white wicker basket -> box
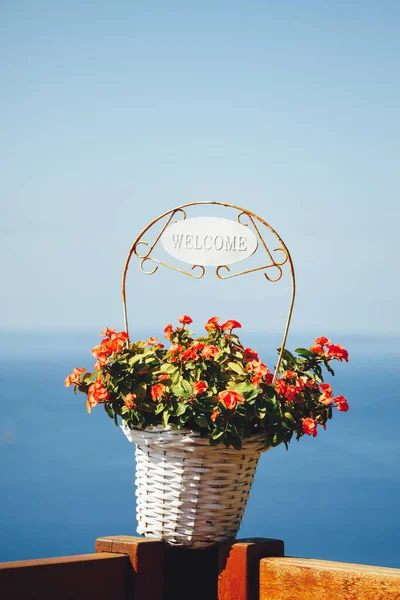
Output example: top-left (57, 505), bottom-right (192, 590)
top-left (122, 424), bottom-right (270, 548)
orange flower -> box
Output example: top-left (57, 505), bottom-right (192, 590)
top-left (155, 343), bottom-right (165, 349)
top-left (221, 320), bottom-right (242, 331)
top-left (164, 324), bottom-right (173, 340)
top-left (246, 360), bottom-right (270, 379)
top-left (64, 367), bottom-right (86, 387)
top-left (205, 316), bottom-right (220, 332)
top-left (193, 381), bottom-right (208, 395)
top-left (151, 384), bottom-right (166, 402)
top-left (178, 315), bottom-right (193, 325)
top-left (169, 343), bottom-right (183, 354)
top-left (108, 331), bottom-right (129, 354)
top-left (124, 393), bottom-right (137, 409)
top-left (202, 345), bottom-right (219, 360)
top-left (145, 337), bottom-right (158, 345)
top-left (88, 380), bottom-right (109, 407)
top-left (299, 376), bottom-right (318, 390)
top-left (210, 408), bottom-right (220, 422)
top-left (302, 417), bottom-right (318, 437)
top-left (158, 374), bottom-right (169, 381)
top-left (327, 344), bottom-right (349, 363)
top-left (314, 336), bottom-right (331, 347)
top-left (284, 370), bottom-right (297, 379)
top-left (334, 395), bottom-right (349, 412)
top-left (310, 345), bottom-right (325, 355)
top-left (100, 327), bottom-right (116, 337)
top-left (218, 390), bottom-right (244, 409)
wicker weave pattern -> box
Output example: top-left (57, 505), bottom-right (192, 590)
top-left (122, 425), bottom-right (269, 547)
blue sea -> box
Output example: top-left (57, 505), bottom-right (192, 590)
top-left (1, 332), bottom-right (399, 568)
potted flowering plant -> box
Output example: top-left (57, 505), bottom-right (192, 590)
top-left (65, 315), bottom-right (349, 547)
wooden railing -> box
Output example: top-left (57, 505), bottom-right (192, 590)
top-left (1, 536), bottom-right (399, 600)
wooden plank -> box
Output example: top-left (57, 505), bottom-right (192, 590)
top-left (218, 538), bottom-right (284, 600)
top-left (0, 552), bottom-right (130, 600)
top-left (96, 535), bottom-right (164, 600)
top-left (260, 557), bottom-right (400, 600)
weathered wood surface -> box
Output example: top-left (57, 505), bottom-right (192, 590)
top-left (218, 538), bottom-right (284, 600)
top-left (0, 552), bottom-right (130, 600)
top-left (260, 557), bottom-right (400, 600)
top-left (96, 535), bottom-right (164, 600)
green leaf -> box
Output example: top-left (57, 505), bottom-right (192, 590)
top-left (171, 385), bottom-right (186, 398)
top-left (176, 403), bottom-right (187, 417)
top-left (154, 402), bottom-right (165, 415)
top-left (295, 348), bottom-right (314, 359)
top-left (283, 412), bottom-right (295, 423)
top-left (228, 362), bottom-right (245, 375)
top-left (229, 382), bottom-right (257, 396)
top-left (181, 379), bottom-right (193, 395)
top-left (135, 382), bottom-right (147, 402)
top-left (160, 363), bottom-right (178, 373)
top-left (194, 414), bottom-right (208, 427)
top-left (211, 428), bottom-right (225, 440)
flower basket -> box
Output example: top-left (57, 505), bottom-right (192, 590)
top-left (65, 202), bottom-right (349, 548)
top-left (122, 425), bottom-right (269, 547)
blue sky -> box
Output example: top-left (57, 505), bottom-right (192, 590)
top-left (1, 1), bottom-right (399, 339)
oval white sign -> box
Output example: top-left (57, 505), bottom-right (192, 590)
top-left (161, 217), bottom-right (258, 266)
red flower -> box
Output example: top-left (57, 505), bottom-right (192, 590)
top-left (274, 379), bottom-right (287, 396)
top-left (202, 345), bottom-right (219, 360)
top-left (334, 395), bottom-right (349, 412)
top-left (210, 408), bottom-right (220, 422)
top-left (164, 324), bottom-right (173, 340)
top-left (193, 380), bottom-right (208, 395)
top-left (319, 383), bottom-right (333, 405)
top-left (320, 383), bottom-right (333, 396)
top-left (314, 336), bottom-right (331, 347)
top-left (178, 315), bottom-right (193, 325)
top-left (181, 348), bottom-right (198, 362)
top-left (64, 367), bottom-right (86, 387)
top-left (243, 347), bottom-right (259, 360)
top-left (205, 317), bottom-right (220, 332)
top-left (124, 393), bottom-right (137, 409)
top-left (327, 344), bottom-right (349, 363)
top-left (151, 384), bottom-right (166, 402)
top-left (221, 320), bottom-right (242, 331)
top-left (284, 385), bottom-right (299, 403)
top-left (145, 337), bottom-right (158, 345)
top-left (302, 417), bottom-right (318, 437)
top-left (191, 341), bottom-right (205, 351)
top-left (218, 390), bottom-right (244, 409)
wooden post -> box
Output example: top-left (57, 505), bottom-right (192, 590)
top-left (96, 535), bottom-right (164, 600)
top-left (96, 535), bottom-right (284, 600)
top-left (218, 538), bottom-right (284, 600)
